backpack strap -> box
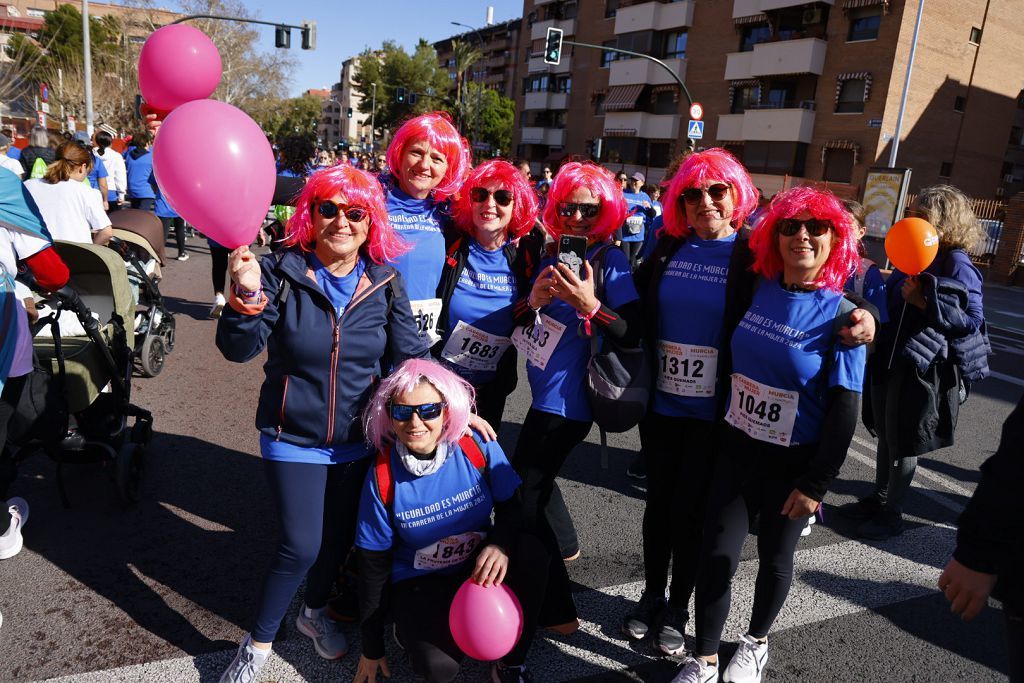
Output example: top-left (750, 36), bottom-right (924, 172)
top-left (457, 433), bottom-right (488, 472)
top-left (373, 446), bottom-right (395, 508)
top-left (445, 235), bottom-right (464, 268)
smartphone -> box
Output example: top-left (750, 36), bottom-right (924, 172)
top-left (134, 94), bottom-right (145, 121)
top-left (557, 235), bottom-right (588, 279)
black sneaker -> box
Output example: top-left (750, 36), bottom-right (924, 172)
top-left (492, 663), bottom-right (534, 683)
top-left (656, 603), bottom-right (688, 656)
top-left (626, 453), bottom-right (647, 480)
top-left (837, 495), bottom-right (883, 521)
top-left (856, 510), bottom-right (904, 540)
top-left (622, 590), bottom-right (666, 640)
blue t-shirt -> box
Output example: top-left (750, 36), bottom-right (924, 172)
top-left (385, 183), bottom-right (447, 302)
top-left (640, 215), bottom-right (664, 261)
top-left (154, 187), bottom-right (178, 219)
top-left (125, 148), bottom-right (155, 199)
top-left (87, 153), bottom-right (108, 191)
top-left (527, 243), bottom-right (639, 422)
top-left (355, 434), bottom-right (521, 583)
top-left (6, 147), bottom-right (21, 160)
top-left (728, 278), bottom-right (866, 445)
top-left (621, 191), bottom-right (652, 243)
top-left (442, 240), bottom-right (518, 384)
top-left (311, 253), bottom-right (365, 318)
top-left (844, 259), bottom-right (889, 324)
top-left (653, 232), bottom-right (736, 420)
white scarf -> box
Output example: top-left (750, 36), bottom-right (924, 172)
top-left (397, 440), bottom-right (449, 477)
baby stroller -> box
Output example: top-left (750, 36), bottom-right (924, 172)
top-left (11, 240), bottom-right (154, 505)
top-left (107, 209), bottom-right (176, 377)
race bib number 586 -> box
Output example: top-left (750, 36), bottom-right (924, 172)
top-left (725, 373), bottom-right (798, 446)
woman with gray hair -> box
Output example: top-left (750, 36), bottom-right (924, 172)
top-left (843, 184), bottom-right (990, 540)
top-left (18, 125), bottom-right (55, 179)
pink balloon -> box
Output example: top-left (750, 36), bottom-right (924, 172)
top-left (138, 25), bottom-right (222, 111)
top-left (449, 579), bottom-right (523, 661)
top-left (152, 100), bottom-right (275, 249)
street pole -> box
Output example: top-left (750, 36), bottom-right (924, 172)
top-left (82, 0), bottom-right (94, 135)
top-left (371, 82), bottom-right (377, 153)
top-left (888, 0), bottom-right (924, 167)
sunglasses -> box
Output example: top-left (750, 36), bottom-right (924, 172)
top-left (777, 218), bottom-right (834, 237)
top-left (681, 184), bottom-right (732, 205)
top-left (317, 200), bottom-right (369, 222)
top-left (557, 202), bottom-right (601, 219)
top-left (617, 176), bottom-right (628, 182)
top-left (469, 187), bottom-right (514, 207)
top-left (389, 401), bottom-right (446, 422)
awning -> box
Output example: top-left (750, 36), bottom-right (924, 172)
top-left (821, 139), bottom-right (861, 165)
top-left (842, 0), bottom-right (889, 11)
top-left (590, 88), bottom-right (608, 102)
top-left (835, 71), bottom-right (873, 102)
top-left (734, 13), bottom-right (768, 25)
top-left (604, 128), bottom-right (638, 137)
top-left (603, 84), bottom-right (644, 112)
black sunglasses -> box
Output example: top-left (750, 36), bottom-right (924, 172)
top-left (681, 184), bottom-right (731, 205)
top-left (389, 401), bottom-right (446, 422)
top-left (557, 202), bottom-right (601, 219)
top-left (777, 218), bottom-right (834, 237)
top-left (469, 187), bottom-right (514, 207)
top-left (317, 200), bottom-right (369, 222)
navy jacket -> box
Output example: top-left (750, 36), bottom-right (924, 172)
top-left (216, 247), bottom-right (430, 448)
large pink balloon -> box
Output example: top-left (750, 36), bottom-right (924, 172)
top-left (152, 100), bottom-right (275, 249)
top-left (138, 25), bottom-right (222, 111)
top-left (449, 579), bottom-right (523, 661)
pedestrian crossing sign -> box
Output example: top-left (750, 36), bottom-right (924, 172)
top-left (687, 120), bottom-right (704, 139)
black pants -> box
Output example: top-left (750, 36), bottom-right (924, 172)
top-left (474, 381), bottom-right (509, 431)
top-left (639, 412), bottom-right (717, 608)
top-left (512, 408), bottom-right (591, 627)
top-left (161, 216), bottom-right (186, 256)
top-left (210, 244), bottom-right (231, 295)
top-left (392, 532), bottom-right (549, 681)
top-left (621, 240), bottom-right (642, 270)
top-left (130, 197), bottom-right (155, 212)
top-left (0, 375), bottom-right (27, 535)
top-left (1009, 605), bottom-right (1024, 683)
top-left (694, 427), bottom-right (816, 657)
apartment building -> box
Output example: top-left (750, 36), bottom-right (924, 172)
top-left (434, 18), bottom-right (523, 103)
top-left (512, 0), bottom-right (1024, 198)
top-left (318, 57), bottom-right (370, 151)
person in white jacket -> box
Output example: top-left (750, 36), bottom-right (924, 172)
top-left (94, 131), bottom-right (127, 212)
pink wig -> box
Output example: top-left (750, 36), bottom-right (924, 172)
top-left (283, 164), bottom-right (408, 264)
top-left (663, 148), bottom-right (759, 238)
top-left (385, 111), bottom-right (471, 200)
top-left (363, 358), bottom-right (477, 453)
top-left (450, 159), bottom-right (539, 240)
top-left (749, 186), bottom-right (860, 293)
top-left (541, 162), bottom-right (626, 241)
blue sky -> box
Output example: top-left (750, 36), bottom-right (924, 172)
top-left (209, 1), bottom-right (526, 96)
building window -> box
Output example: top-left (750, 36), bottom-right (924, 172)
top-left (663, 31), bottom-right (687, 60)
top-left (652, 89), bottom-right (677, 115)
top-left (594, 93), bottom-right (607, 116)
top-left (731, 84), bottom-right (760, 114)
top-left (969, 26), bottom-right (982, 44)
top-left (601, 40), bottom-right (617, 67)
top-left (742, 141), bottom-right (808, 176)
top-left (740, 24), bottom-right (772, 52)
top-left (527, 10), bottom-right (536, 26)
top-left (554, 75), bottom-right (572, 93)
top-left (26, 8), bottom-right (46, 17)
top-left (649, 141), bottom-right (671, 168)
top-left (617, 31), bottom-right (654, 59)
top-left (823, 149), bottom-right (855, 183)
top-left (836, 79), bottom-right (866, 113)
top-left (939, 162), bottom-right (953, 178)
top-left (847, 8), bottom-right (882, 41)
top-left (605, 0), bottom-right (619, 19)
top-left (953, 96), bottom-right (966, 113)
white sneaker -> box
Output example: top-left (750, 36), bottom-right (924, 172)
top-left (800, 518), bottom-right (812, 537)
top-left (672, 657), bottom-right (719, 683)
top-left (209, 293), bottom-right (226, 319)
top-left (219, 633), bottom-right (271, 683)
top-left (723, 634), bottom-right (768, 683)
top-left (0, 497), bottom-right (29, 560)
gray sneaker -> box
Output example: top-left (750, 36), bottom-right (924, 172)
top-left (622, 589), bottom-right (666, 640)
top-left (656, 603), bottom-right (689, 656)
top-left (295, 607), bottom-right (349, 660)
top-left (219, 633), bottom-right (270, 683)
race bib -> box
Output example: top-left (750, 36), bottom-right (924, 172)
top-left (511, 315), bottom-right (566, 371)
top-left (656, 341), bottom-right (718, 397)
top-left (625, 213), bottom-right (644, 235)
top-left (440, 320), bottom-right (512, 373)
top-left (413, 531), bottom-right (486, 571)
top-left (410, 298), bottom-right (443, 344)
top-left (725, 373), bottom-right (799, 446)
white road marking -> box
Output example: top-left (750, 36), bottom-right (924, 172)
top-left (849, 436), bottom-right (973, 499)
top-left (990, 370), bottom-right (1024, 388)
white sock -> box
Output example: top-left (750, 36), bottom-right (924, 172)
top-left (303, 605), bottom-right (320, 619)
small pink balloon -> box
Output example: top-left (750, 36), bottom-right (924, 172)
top-left (138, 25), bottom-right (222, 111)
top-left (152, 100), bottom-right (275, 249)
top-left (449, 579), bottom-right (523, 661)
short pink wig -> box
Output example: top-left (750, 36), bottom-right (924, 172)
top-left (385, 111), bottom-right (471, 200)
top-left (749, 186), bottom-right (860, 293)
top-left (663, 148), bottom-right (759, 238)
top-left (363, 358), bottom-right (476, 452)
top-left (541, 162), bottom-right (626, 241)
top-left (450, 160), bottom-right (539, 240)
top-left (283, 164), bottom-right (408, 264)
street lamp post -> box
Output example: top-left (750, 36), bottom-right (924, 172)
top-left (82, 0), bottom-right (94, 135)
top-left (451, 21), bottom-right (485, 158)
top-left (371, 82), bottom-right (377, 153)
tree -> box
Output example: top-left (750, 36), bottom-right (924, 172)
top-left (450, 40), bottom-right (481, 131)
top-left (250, 94), bottom-right (323, 146)
top-left (1, 29), bottom-right (49, 123)
top-left (353, 39), bottom-right (451, 137)
top-left (471, 84), bottom-right (515, 157)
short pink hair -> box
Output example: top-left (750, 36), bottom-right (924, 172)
top-left (363, 358), bottom-right (476, 452)
top-left (663, 148), bottom-right (759, 239)
top-left (385, 111), bottom-right (471, 200)
top-left (450, 160), bottom-right (539, 240)
top-left (541, 161), bottom-right (626, 241)
top-left (749, 186), bottom-right (860, 293)
top-left (283, 164), bottom-right (408, 264)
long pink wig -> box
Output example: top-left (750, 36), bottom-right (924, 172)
top-left (386, 111), bottom-right (471, 200)
top-left (749, 186), bottom-right (859, 293)
top-left (541, 161), bottom-right (626, 241)
top-left (663, 148), bottom-right (759, 238)
top-left (450, 159), bottom-right (539, 240)
top-left (283, 164), bottom-right (408, 264)
top-left (363, 358), bottom-right (476, 453)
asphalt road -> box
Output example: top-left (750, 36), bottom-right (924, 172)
top-left (1, 239), bottom-right (1020, 682)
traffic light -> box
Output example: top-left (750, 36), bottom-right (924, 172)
top-left (588, 137), bottom-right (603, 161)
top-left (544, 27), bottom-right (564, 65)
top-left (409, 92), bottom-right (418, 105)
top-left (396, 87), bottom-right (406, 103)
top-left (346, 107), bottom-right (353, 119)
top-left (274, 25), bottom-right (290, 49)
top-left (301, 20), bottom-right (316, 50)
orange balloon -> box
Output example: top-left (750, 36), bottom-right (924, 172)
top-left (885, 217), bottom-right (939, 275)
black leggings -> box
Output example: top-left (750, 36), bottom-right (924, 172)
top-left (161, 216), bottom-right (185, 255)
top-left (210, 244), bottom-right (231, 295)
top-left (639, 413), bottom-right (717, 609)
top-left (512, 408), bottom-right (591, 626)
top-left (0, 375), bottom-right (27, 534)
top-left (694, 427), bottom-right (816, 657)
top-left (621, 240), bottom-right (642, 269)
top-left (391, 532), bottom-right (549, 681)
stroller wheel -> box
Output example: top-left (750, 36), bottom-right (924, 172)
top-left (161, 315), bottom-right (176, 353)
top-left (115, 442), bottom-right (144, 504)
top-left (139, 335), bottom-right (166, 377)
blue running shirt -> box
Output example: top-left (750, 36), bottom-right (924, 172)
top-left (620, 191), bottom-right (652, 243)
top-left (385, 183), bottom-right (446, 302)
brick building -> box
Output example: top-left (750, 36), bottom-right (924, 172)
top-left (434, 18), bottom-right (523, 103)
top-left (512, 0), bottom-right (1024, 198)
top-left (317, 57), bottom-right (372, 152)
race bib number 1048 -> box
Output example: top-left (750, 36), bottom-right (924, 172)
top-left (724, 373), bottom-right (799, 446)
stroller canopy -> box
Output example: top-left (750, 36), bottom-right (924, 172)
top-left (109, 209), bottom-right (166, 266)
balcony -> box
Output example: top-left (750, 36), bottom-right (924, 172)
top-left (733, 0), bottom-right (833, 15)
top-left (528, 55), bottom-right (573, 74)
top-left (760, 0), bottom-right (833, 10)
top-left (716, 106), bottom-right (816, 143)
top-left (520, 127), bottom-right (566, 147)
top-left (604, 112), bottom-right (680, 140)
top-left (609, 57), bottom-right (686, 86)
top-left (724, 38), bottom-right (827, 79)
top-left (523, 92), bottom-right (570, 111)
top-left (531, 17), bottom-right (576, 41)
top-left (614, 0), bottom-right (694, 33)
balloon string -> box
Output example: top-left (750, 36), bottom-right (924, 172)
top-left (887, 300), bottom-right (908, 371)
